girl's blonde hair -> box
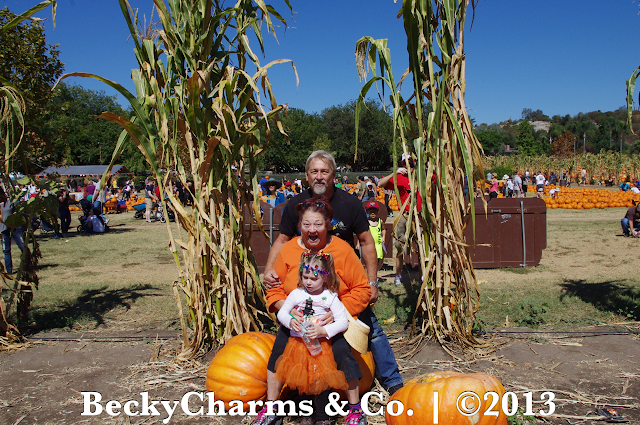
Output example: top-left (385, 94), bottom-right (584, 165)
top-left (298, 250), bottom-right (339, 293)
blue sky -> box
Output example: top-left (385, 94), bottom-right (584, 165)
top-left (16, 0), bottom-right (640, 125)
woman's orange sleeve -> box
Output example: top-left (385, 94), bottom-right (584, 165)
top-left (265, 247), bottom-right (289, 313)
top-left (337, 244), bottom-right (370, 316)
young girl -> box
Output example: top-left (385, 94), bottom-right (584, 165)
top-left (252, 251), bottom-right (365, 425)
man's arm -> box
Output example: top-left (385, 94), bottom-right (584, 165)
top-left (263, 233), bottom-right (293, 287)
top-left (377, 175), bottom-right (391, 189)
top-left (357, 229), bottom-right (379, 303)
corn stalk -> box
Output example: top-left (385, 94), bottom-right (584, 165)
top-left (356, 0), bottom-right (488, 350)
top-left (483, 152), bottom-right (640, 183)
top-left (59, 0), bottom-right (293, 359)
top-left (0, 0), bottom-right (57, 345)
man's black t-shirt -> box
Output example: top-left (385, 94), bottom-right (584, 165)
top-left (279, 186), bottom-right (369, 248)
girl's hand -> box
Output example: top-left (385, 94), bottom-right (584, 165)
top-left (304, 323), bottom-right (327, 339)
top-left (290, 318), bottom-right (302, 333)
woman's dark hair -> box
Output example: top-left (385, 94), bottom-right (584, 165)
top-left (296, 197), bottom-right (333, 229)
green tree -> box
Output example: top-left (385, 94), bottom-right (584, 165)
top-left (475, 129), bottom-right (505, 155)
top-left (260, 108), bottom-right (322, 172)
top-left (517, 120), bottom-right (546, 155)
top-left (323, 99), bottom-right (393, 170)
top-left (522, 108), bottom-right (550, 121)
top-left (43, 82), bottom-right (146, 171)
top-left (0, 6), bottom-right (63, 171)
top-left (566, 115), bottom-right (597, 154)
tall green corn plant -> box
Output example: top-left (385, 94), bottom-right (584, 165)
top-left (0, 0), bottom-right (57, 345)
top-left (356, 0), bottom-right (488, 351)
top-left (59, 0), bottom-right (293, 359)
top-left (626, 66), bottom-right (639, 133)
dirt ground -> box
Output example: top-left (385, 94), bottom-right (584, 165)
top-left (2, 205), bottom-right (640, 425)
top-left (1, 327), bottom-right (638, 425)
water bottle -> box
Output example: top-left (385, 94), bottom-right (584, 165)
top-left (300, 319), bottom-right (322, 355)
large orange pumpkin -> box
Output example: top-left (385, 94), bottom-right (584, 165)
top-left (385, 371), bottom-right (508, 425)
top-left (205, 332), bottom-right (275, 408)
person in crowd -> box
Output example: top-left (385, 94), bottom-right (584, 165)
top-left (377, 156), bottom-right (422, 287)
top-left (283, 182), bottom-right (295, 199)
top-left (334, 177), bottom-right (343, 190)
top-left (57, 188), bottom-right (72, 235)
top-left (489, 175), bottom-right (499, 200)
top-left (263, 150), bottom-right (403, 397)
top-left (186, 180), bottom-right (194, 205)
top-left (365, 200), bottom-right (386, 274)
top-left (259, 175), bottom-right (270, 196)
top-left (84, 180), bottom-right (96, 202)
top-left (262, 179), bottom-right (286, 207)
top-left (145, 180), bottom-right (158, 223)
top-left (506, 175), bottom-right (514, 198)
top-left (535, 171), bottom-right (546, 198)
top-left (621, 204), bottom-right (640, 237)
top-left (122, 180), bottom-right (132, 201)
top-left (521, 173), bottom-right (528, 197)
top-left (355, 176), bottom-right (367, 201)
top-left (0, 189), bottom-right (23, 274)
top-left (620, 181), bottom-right (630, 191)
top-left (365, 177), bottom-right (377, 202)
top-left (513, 173), bottom-right (523, 198)
top-left (92, 176), bottom-right (106, 217)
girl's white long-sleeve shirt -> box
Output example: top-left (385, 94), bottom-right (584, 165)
top-left (277, 288), bottom-right (349, 339)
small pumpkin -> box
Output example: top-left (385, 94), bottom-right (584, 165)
top-left (385, 371), bottom-right (507, 425)
top-left (205, 332), bottom-right (275, 408)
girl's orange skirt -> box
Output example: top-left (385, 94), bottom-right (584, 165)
top-left (274, 337), bottom-right (348, 395)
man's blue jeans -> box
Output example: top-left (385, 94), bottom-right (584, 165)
top-left (2, 228), bottom-right (24, 274)
top-left (359, 306), bottom-right (403, 389)
top-left (621, 217), bottom-right (640, 236)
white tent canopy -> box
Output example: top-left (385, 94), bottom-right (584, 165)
top-left (37, 165), bottom-right (130, 177)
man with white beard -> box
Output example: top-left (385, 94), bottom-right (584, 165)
top-left (262, 150), bottom-right (405, 396)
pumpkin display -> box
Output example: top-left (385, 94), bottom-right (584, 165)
top-left (539, 185), bottom-right (640, 209)
top-left (205, 332), bottom-right (275, 408)
top-left (385, 371), bottom-right (508, 425)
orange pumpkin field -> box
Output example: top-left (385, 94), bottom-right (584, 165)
top-left (347, 182), bottom-right (640, 211)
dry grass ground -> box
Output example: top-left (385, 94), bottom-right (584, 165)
top-left (373, 206), bottom-right (640, 330)
top-left (16, 210), bottom-right (180, 333)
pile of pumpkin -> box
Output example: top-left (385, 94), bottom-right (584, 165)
top-left (69, 196), bottom-right (145, 212)
top-left (345, 184), bottom-right (401, 211)
top-left (540, 186), bottom-right (640, 209)
top-left (205, 332), bottom-right (509, 424)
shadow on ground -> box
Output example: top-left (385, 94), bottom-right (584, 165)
top-left (376, 265), bottom-right (422, 329)
top-left (560, 279), bottom-right (639, 320)
top-left (29, 284), bottom-right (163, 331)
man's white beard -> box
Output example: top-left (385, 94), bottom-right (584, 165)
top-left (312, 181), bottom-right (327, 196)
